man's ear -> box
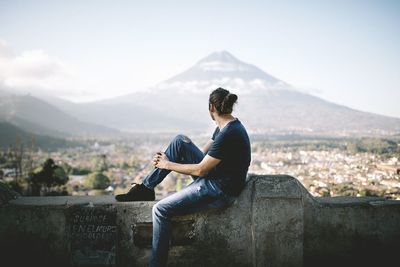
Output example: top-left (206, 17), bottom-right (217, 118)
top-left (209, 104), bottom-right (215, 112)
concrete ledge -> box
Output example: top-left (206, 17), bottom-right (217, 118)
top-left (1, 174), bottom-right (400, 267)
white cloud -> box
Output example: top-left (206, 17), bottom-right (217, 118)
top-left (155, 77), bottom-right (291, 95)
top-left (0, 40), bottom-right (98, 101)
top-left (0, 40), bottom-right (14, 59)
top-left (12, 50), bottom-right (63, 79)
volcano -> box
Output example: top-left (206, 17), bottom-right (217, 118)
top-left (36, 51), bottom-right (400, 136)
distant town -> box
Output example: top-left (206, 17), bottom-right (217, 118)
top-left (1, 134), bottom-right (399, 200)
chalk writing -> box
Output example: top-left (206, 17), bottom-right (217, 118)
top-left (73, 214), bottom-right (108, 223)
top-left (67, 206), bottom-right (117, 266)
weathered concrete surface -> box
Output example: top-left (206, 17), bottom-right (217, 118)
top-left (0, 174), bottom-right (399, 267)
top-left (305, 196), bottom-right (400, 267)
top-left (0, 181), bottom-right (19, 205)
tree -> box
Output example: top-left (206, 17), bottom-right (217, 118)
top-left (91, 154), bottom-right (108, 172)
top-left (26, 135), bottom-right (36, 175)
top-left (30, 158), bottom-right (69, 195)
top-left (84, 172), bottom-right (110, 190)
top-left (14, 134), bottom-right (24, 182)
top-left (100, 154), bottom-right (108, 171)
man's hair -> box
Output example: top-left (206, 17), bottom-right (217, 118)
top-left (209, 87), bottom-right (238, 115)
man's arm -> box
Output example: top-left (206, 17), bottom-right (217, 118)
top-left (202, 139), bottom-right (214, 154)
top-left (153, 152), bottom-right (220, 177)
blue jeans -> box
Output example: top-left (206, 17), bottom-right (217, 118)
top-left (142, 134), bottom-right (237, 267)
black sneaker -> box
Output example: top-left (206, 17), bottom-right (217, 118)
top-left (115, 183), bottom-right (155, 202)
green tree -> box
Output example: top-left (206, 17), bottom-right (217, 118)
top-left (30, 158), bottom-right (69, 195)
top-left (84, 172), bottom-right (110, 190)
top-left (70, 167), bottom-right (91, 175)
top-left (91, 154), bottom-right (108, 172)
top-left (347, 138), bottom-right (399, 154)
top-left (60, 162), bottom-right (73, 175)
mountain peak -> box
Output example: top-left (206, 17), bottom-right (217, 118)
top-left (197, 50), bottom-right (240, 64)
top-left (163, 50), bottom-right (285, 87)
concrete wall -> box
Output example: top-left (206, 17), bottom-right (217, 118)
top-left (0, 174), bottom-right (399, 267)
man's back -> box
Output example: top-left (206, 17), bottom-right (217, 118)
top-left (206, 118), bottom-right (251, 197)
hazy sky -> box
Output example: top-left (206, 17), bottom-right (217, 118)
top-left (0, 0), bottom-right (399, 117)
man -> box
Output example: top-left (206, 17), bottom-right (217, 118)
top-left (115, 87), bottom-right (251, 267)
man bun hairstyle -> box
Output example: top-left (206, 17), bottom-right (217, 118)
top-left (209, 87), bottom-right (238, 115)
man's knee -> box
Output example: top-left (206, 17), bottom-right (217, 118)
top-left (174, 134), bottom-right (191, 144)
top-left (152, 202), bottom-right (169, 218)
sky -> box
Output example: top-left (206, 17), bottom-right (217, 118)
top-left (0, 0), bottom-right (399, 118)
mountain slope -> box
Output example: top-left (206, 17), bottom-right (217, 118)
top-left (42, 94), bottom-right (208, 133)
top-left (236, 90), bottom-right (400, 134)
top-left (0, 94), bottom-right (119, 137)
top-left (0, 121), bottom-right (72, 150)
top-left (39, 51), bottom-right (400, 135)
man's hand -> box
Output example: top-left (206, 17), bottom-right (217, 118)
top-left (152, 152), bottom-right (170, 169)
top-left (152, 151), bottom-right (220, 177)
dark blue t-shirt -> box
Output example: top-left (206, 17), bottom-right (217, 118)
top-left (205, 118), bottom-right (251, 197)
